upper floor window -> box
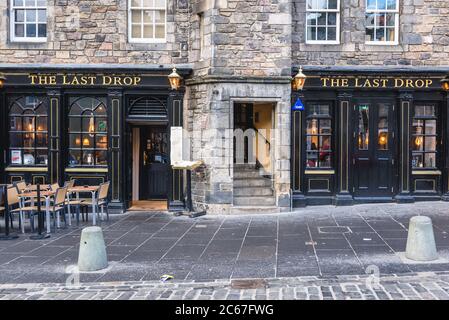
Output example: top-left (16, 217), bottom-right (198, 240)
top-left (128, 0), bottom-right (166, 43)
top-left (10, 0), bottom-right (47, 43)
top-left (365, 0), bottom-right (399, 45)
top-left (306, 0), bottom-right (340, 44)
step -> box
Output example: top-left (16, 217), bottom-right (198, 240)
top-left (234, 170), bottom-right (268, 179)
top-left (231, 206), bottom-right (280, 215)
top-left (233, 178), bottom-right (272, 188)
top-left (233, 187), bottom-right (274, 196)
top-left (233, 196), bottom-right (276, 206)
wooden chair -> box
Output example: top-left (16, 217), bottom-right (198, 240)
top-left (50, 183), bottom-right (60, 191)
top-left (64, 179), bottom-right (76, 188)
top-left (7, 186), bottom-right (38, 233)
top-left (81, 182), bottom-right (110, 222)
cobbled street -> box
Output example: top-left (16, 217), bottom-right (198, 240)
top-left (1, 202), bottom-right (449, 299)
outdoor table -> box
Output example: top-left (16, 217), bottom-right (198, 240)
top-left (68, 186), bottom-right (100, 225)
top-left (18, 190), bottom-right (55, 234)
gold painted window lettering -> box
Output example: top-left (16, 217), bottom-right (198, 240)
top-left (8, 96), bottom-right (48, 166)
top-left (68, 97), bottom-right (108, 167)
top-left (306, 104), bottom-right (333, 168)
top-left (412, 104), bottom-right (437, 169)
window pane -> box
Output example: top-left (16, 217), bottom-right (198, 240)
top-left (387, 0), bottom-right (396, 10)
top-left (425, 153), bottom-right (436, 168)
top-left (69, 134), bottom-right (81, 148)
top-left (367, 0), bottom-right (376, 10)
top-left (307, 119), bottom-right (319, 135)
top-left (425, 137), bottom-right (436, 152)
top-left (319, 119), bottom-right (331, 134)
top-left (23, 150), bottom-right (35, 165)
top-left (375, 27), bottom-right (384, 41)
top-left (386, 28), bottom-right (395, 41)
top-left (358, 105), bottom-right (369, 150)
top-left (154, 0), bottom-right (165, 7)
top-left (95, 151), bottom-right (108, 165)
top-left (143, 25), bottom-right (153, 38)
top-left (26, 9), bottom-right (36, 22)
top-left (37, 24), bottom-right (46, 37)
top-left (36, 116), bottom-right (47, 131)
top-left (143, 10), bottom-right (153, 23)
top-left (386, 13), bottom-right (395, 26)
top-left (376, 14), bottom-right (385, 27)
top-left (131, 0), bottom-right (141, 7)
top-left (15, 9), bottom-right (25, 22)
top-left (378, 105), bottom-right (389, 150)
top-left (366, 27), bottom-right (374, 41)
top-left (306, 135), bottom-right (318, 150)
top-left (319, 152), bottom-right (332, 167)
top-left (306, 13), bottom-right (317, 26)
top-left (328, 27), bottom-right (336, 40)
top-left (412, 153), bottom-right (423, 168)
top-left (412, 136), bottom-right (424, 151)
top-left (307, 27), bottom-right (316, 41)
top-left (26, 24), bottom-right (37, 37)
top-left (378, 0), bottom-right (387, 10)
top-left (36, 132), bottom-right (48, 147)
top-left (96, 135), bottom-right (108, 149)
top-left (317, 27), bottom-right (326, 40)
top-left (14, 0), bottom-right (24, 6)
top-left (309, 104), bottom-right (329, 116)
top-left (366, 14), bottom-right (374, 27)
top-left (317, 12), bottom-right (326, 25)
top-left (131, 10), bottom-right (141, 23)
top-left (69, 150), bottom-right (81, 166)
top-left (15, 24), bottom-right (25, 37)
top-left (37, 9), bottom-right (46, 22)
top-left (9, 133), bottom-right (22, 148)
top-left (35, 149), bottom-right (48, 165)
top-left (155, 10), bottom-right (165, 23)
top-left (307, 0), bottom-right (313, 10)
top-left (83, 151), bottom-right (95, 166)
top-left (315, 0), bottom-right (327, 9)
top-left (319, 136), bottom-right (331, 151)
top-left (306, 152), bottom-right (318, 168)
top-left (25, 0), bottom-right (35, 6)
top-left (132, 25), bottom-right (141, 38)
top-left (142, 0), bottom-right (153, 7)
top-left (327, 12), bottom-right (337, 26)
top-left (328, 0), bottom-right (338, 9)
top-left (425, 120), bottom-right (436, 135)
top-left (155, 25), bottom-right (165, 38)
top-left (36, 0), bottom-right (46, 6)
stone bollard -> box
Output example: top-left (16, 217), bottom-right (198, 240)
top-left (78, 226), bottom-right (108, 272)
top-left (405, 216), bottom-right (438, 262)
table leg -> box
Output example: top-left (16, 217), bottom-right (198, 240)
top-left (92, 191), bottom-right (96, 226)
top-left (45, 197), bottom-right (51, 234)
top-left (66, 194), bottom-right (72, 226)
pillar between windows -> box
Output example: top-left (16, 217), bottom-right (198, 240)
top-left (442, 92), bottom-right (449, 201)
top-left (395, 91), bottom-right (414, 203)
top-left (47, 89), bottom-right (62, 185)
top-left (334, 91), bottom-right (353, 206)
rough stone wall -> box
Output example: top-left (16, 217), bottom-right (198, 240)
top-left (293, 0), bottom-right (449, 66)
top-left (0, 0), bottom-right (190, 64)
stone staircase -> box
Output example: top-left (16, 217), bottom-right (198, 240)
top-left (232, 164), bottom-right (278, 214)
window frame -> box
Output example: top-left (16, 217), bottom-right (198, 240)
top-left (305, 0), bottom-right (341, 45)
top-left (7, 96), bottom-right (49, 167)
top-left (305, 102), bottom-right (334, 169)
top-left (67, 97), bottom-right (109, 168)
top-left (411, 103), bottom-right (439, 170)
top-left (128, 0), bottom-right (167, 44)
top-left (365, 0), bottom-right (399, 45)
top-left (9, 0), bottom-right (47, 43)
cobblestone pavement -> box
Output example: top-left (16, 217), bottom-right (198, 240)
top-left (1, 271), bottom-right (449, 300)
top-left (0, 202), bottom-right (449, 285)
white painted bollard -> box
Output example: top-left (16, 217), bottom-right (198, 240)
top-left (78, 226), bottom-right (108, 272)
top-left (405, 216), bottom-right (438, 262)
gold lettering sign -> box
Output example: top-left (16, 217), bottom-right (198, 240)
top-left (28, 74), bottom-right (142, 86)
top-left (320, 77), bottom-right (433, 89)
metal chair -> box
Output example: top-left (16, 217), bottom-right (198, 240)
top-left (49, 186), bottom-right (69, 229)
top-left (7, 186), bottom-right (38, 233)
top-left (81, 182), bottom-right (110, 222)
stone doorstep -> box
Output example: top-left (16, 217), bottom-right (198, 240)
top-left (396, 252), bottom-right (449, 265)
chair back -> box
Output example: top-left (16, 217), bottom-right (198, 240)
top-left (15, 181), bottom-right (27, 193)
top-left (7, 186), bottom-right (20, 206)
top-left (54, 186), bottom-right (68, 207)
top-left (98, 182), bottom-right (110, 201)
top-left (65, 179), bottom-right (76, 188)
top-left (51, 183), bottom-right (60, 191)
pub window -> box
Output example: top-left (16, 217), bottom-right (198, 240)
top-left (365, 0), bottom-right (399, 44)
top-left (8, 96), bottom-right (48, 166)
top-left (412, 105), bottom-right (438, 169)
top-left (10, 0), bottom-right (47, 42)
top-left (306, 104), bottom-right (333, 168)
top-left (128, 0), bottom-right (166, 43)
top-left (306, 0), bottom-right (340, 44)
top-left (68, 97), bottom-right (108, 167)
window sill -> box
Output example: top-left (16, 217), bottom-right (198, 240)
top-left (5, 166), bottom-right (48, 172)
top-left (412, 170), bottom-right (442, 176)
top-left (10, 38), bottom-right (47, 44)
top-left (304, 169), bottom-right (335, 175)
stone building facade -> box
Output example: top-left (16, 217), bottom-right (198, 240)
top-left (1, 0), bottom-right (449, 214)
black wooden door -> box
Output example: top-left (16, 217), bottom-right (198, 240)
top-left (353, 100), bottom-right (396, 198)
top-left (139, 126), bottom-right (169, 200)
